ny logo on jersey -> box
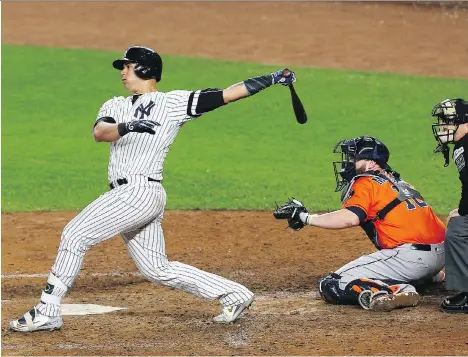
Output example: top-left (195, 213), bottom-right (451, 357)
top-left (134, 100), bottom-right (156, 119)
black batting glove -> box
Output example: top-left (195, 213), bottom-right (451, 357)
top-left (244, 68), bottom-right (296, 96)
top-left (118, 120), bottom-right (158, 136)
top-left (271, 68), bottom-right (296, 86)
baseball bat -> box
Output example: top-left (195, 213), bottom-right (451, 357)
top-left (282, 69), bottom-right (308, 124)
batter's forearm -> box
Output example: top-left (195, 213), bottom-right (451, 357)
top-left (93, 122), bottom-right (121, 142)
top-left (301, 209), bottom-right (360, 229)
top-left (223, 82), bottom-right (250, 103)
top-left (223, 73), bottom-right (274, 103)
top-left (222, 69), bottom-right (295, 104)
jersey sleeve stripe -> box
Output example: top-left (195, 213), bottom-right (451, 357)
top-left (187, 90), bottom-right (201, 117)
top-left (94, 116), bottom-right (116, 128)
top-left (345, 206), bottom-right (367, 223)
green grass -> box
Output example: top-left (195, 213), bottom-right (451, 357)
top-left (2, 44), bottom-right (467, 213)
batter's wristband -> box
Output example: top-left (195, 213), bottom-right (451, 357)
top-left (243, 74), bottom-right (273, 96)
top-left (118, 123), bottom-right (130, 137)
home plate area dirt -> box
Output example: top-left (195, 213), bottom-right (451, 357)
top-left (2, 211), bottom-right (468, 355)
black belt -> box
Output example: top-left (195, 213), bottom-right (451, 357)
top-left (109, 177), bottom-right (161, 189)
top-left (411, 244), bottom-right (432, 251)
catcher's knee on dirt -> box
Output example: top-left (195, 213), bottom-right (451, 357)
top-left (319, 274), bottom-right (354, 305)
top-left (319, 274), bottom-right (392, 305)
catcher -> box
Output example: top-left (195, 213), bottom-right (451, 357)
top-left (431, 98), bottom-right (468, 313)
top-left (274, 136), bottom-right (446, 311)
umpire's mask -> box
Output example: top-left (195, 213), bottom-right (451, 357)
top-left (431, 98), bottom-right (468, 167)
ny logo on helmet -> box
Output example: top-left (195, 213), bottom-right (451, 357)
top-left (134, 101), bottom-right (155, 119)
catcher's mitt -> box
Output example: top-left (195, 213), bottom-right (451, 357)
top-left (273, 198), bottom-right (309, 231)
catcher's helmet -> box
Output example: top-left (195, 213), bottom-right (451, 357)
top-left (113, 46), bottom-right (163, 81)
top-left (333, 136), bottom-right (390, 191)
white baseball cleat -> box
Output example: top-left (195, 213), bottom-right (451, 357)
top-left (369, 291), bottom-right (420, 312)
top-left (358, 290), bottom-right (420, 311)
top-left (10, 307), bottom-right (63, 332)
top-left (213, 296), bottom-right (254, 324)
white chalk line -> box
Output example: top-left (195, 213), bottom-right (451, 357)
top-left (2, 342), bottom-right (168, 350)
top-left (2, 272), bottom-right (320, 303)
top-left (2, 271), bottom-right (262, 279)
top-left (1, 271), bottom-right (143, 279)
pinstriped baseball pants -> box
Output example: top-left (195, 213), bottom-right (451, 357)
top-left (45, 180), bottom-right (252, 316)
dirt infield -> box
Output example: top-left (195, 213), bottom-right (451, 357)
top-left (2, 2), bottom-right (468, 356)
top-left (2, 211), bottom-right (468, 356)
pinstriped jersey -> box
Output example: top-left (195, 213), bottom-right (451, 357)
top-left (95, 90), bottom-right (202, 182)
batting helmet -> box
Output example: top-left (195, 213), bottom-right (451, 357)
top-left (112, 46), bottom-right (163, 81)
top-left (333, 136), bottom-right (390, 191)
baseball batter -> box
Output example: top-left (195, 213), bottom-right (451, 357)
top-left (10, 46), bottom-right (297, 332)
top-left (274, 136), bottom-right (446, 311)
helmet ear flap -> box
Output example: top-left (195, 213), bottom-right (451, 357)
top-left (134, 64), bottom-right (158, 80)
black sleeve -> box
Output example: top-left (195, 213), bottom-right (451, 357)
top-left (189, 88), bottom-right (225, 116)
top-left (93, 116), bottom-right (116, 128)
top-left (345, 206), bottom-right (367, 223)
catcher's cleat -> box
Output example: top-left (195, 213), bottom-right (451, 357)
top-left (213, 296), bottom-right (254, 324)
top-left (358, 290), bottom-right (388, 310)
top-left (10, 307), bottom-right (62, 332)
top-left (368, 291), bottom-right (420, 312)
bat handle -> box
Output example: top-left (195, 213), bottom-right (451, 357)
top-left (282, 68), bottom-right (292, 78)
top-left (288, 83), bottom-right (296, 94)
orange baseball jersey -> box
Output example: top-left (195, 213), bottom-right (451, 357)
top-left (342, 175), bottom-right (445, 249)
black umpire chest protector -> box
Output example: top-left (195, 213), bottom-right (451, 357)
top-left (341, 172), bottom-right (423, 250)
top-left (454, 135), bottom-right (468, 215)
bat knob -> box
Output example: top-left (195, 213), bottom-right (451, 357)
top-left (282, 68), bottom-right (291, 77)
